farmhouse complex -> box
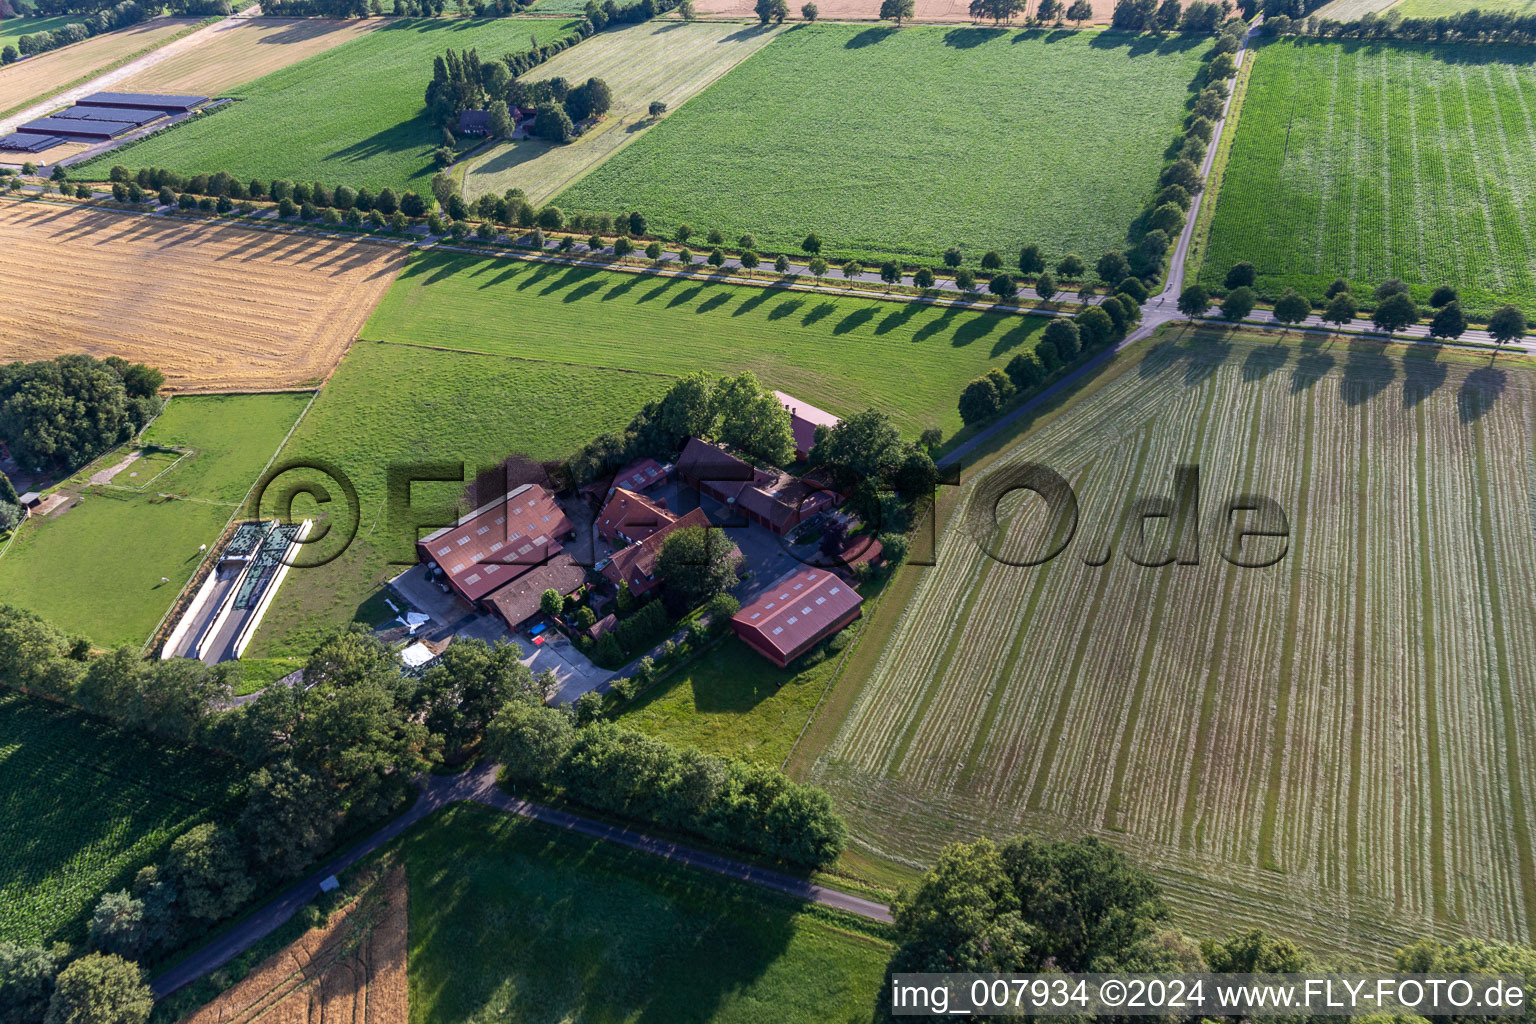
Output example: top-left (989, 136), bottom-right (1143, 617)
top-left (5, 0), bottom-right (1536, 1019)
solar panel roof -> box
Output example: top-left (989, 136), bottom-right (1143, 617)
top-left (19, 116), bottom-right (139, 139)
top-left (54, 105), bottom-right (161, 126)
top-left (0, 132), bottom-right (66, 153)
top-left (81, 91), bottom-right (208, 111)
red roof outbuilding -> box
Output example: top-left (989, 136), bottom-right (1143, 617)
top-left (731, 567), bottom-right (862, 668)
top-left (416, 483), bottom-right (574, 605)
top-left (596, 487), bottom-right (675, 546)
top-left (773, 391), bottom-right (840, 461)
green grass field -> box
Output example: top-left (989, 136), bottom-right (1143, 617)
top-left (1200, 38), bottom-right (1536, 317)
top-left (363, 252), bottom-right (1047, 439)
top-left (1393, 0), bottom-right (1536, 13)
top-left (459, 20), bottom-right (783, 205)
top-left (75, 18), bottom-right (575, 192)
top-left (0, 14), bottom-right (84, 46)
top-left (246, 340), bottom-right (666, 658)
top-left (400, 803), bottom-right (892, 1024)
top-left (557, 25), bottom-right (1209, 267)
top-left (0, 690), bottom-right (246, 945)
top-left (811, 326), bottom-right (1536, 963)
top-left (616, 636), bottom-right (846, 765)
top-left (0, 393), bottom-right (308, 648)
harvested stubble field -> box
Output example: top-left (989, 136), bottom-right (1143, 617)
top-left (0, 16), bottom-right (201, 118)
top-left (459, 20), bottom-right (783, 205)
top-left (557, 25), bottom-right (1207, 266)
top-left (364, 252), bottom-right (1048, 438)
top-left (1200, 39), bottom-right (1536, 317)
top-left (811, 328), bottom-right (1536, 963)
top-left (184, 864), bottom-right (407, 1024)
top-left (0, 200), bottom-right (406, 391)
top-left (84, 17), bottom-right (575, 192)
top-left (0, 690), bottom-right (246, 945)
top-left (1394, 0), bottom-right (1536, 12)
top-left (115, 17), bottom-right (383, 96)
top-left (0, 392), bottom-right (310, 647)
top-left (246, 339), bottom-right (667, 658)
top-left (686, 0), bottom-right (1113, 21)
top-left (1310, 0), bottom-right (1397, 18)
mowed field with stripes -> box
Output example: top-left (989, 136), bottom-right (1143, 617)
top-left (811, 331), bottom-right (1536, 962)
top-left (1200, 39), bottom-right (1536, 317)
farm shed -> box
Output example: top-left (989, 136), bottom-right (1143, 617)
top-left (457, 109), bottom-right (491, 136)
top-left (676, 438), bottom-right (836, 535)
top-left (595, 487), bottom-right (674, 546)
top-left (730, 567), bottom-right (861, 668)
top-left (484, 553), bottom-right (587, 630)
top-left (81, 91), bottom-right (209, 113)
top-left (416, 483), bottom-right (574, 605)
top-left (773, 390), bottom-right (840, 462)
top-left (17, 116), bottom-right (139, 141)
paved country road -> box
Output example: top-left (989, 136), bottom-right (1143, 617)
top-left (0, 10), bottom-right (260, 137)
top-left (151, 762), bottom-right (893, 999)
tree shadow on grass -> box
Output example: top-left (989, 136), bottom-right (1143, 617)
top-left (801, 301), bottom-right (838, 327)
top-left (1088, 28), bottom-right (1207, 57)
top-left (1400, 349), bottom-right (1448, 408)
top-left (944, 26), bottom-right (1003, 48)
top-left (1458, 363), bottom-right (1507, 424)
top-left (991, 320), bottom-right (1037, 357)
top-left (833, 307), bottom-right (878, 335)
top-left (636, 275), bottom-right (683, 304)
top-left (562, 279), bottom-right (605, 304)
top-left (1137, 338), bottom-right (1187, 379)
top-left (845, 25), bottom-right (896, 47)
top-left (913, 303), bottom-right (962, 343)
top-left (732, 287), bottom-right (776, 318)
top-left (953, 312), bottom-right (1003, 349)
top-left (767, 298), bottom-right (804, 321)
top-left (602, 274), bottom-right (644, 301)
top-left (874, 302), bottom-right (922, 335)
top-left (667, 283), bottom-right (708, 308)
top-left (697, 291), bottom-right (732, 315)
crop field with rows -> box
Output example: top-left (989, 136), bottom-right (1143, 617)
top-left (78, 17), bottom-right (573, 192)
top-left (0, 690), bottom-right (246, 944)
top-left (811, 329), bottom-right (1536, 963)
top-left (558, 25), bottom-right (1209, 267)
top-left (1200, 39), bottom-right (1536, 317)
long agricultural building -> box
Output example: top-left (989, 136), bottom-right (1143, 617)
top-left (2, 92), bottom-right (209, 153)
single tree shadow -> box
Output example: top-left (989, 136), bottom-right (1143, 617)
top-left (832, 307), bottom-right (877, 335)
top-left (1291, 350), bottom-right (1334, 393)
top-left (1339, 344), bottom-right (1395, 407)
top-left (991, 320), bottom-right (1037, 357)
top-left (560, 279), bottom-right (604, 305)
top-left (697, 291), bottom-right (731, 315)
top-left (1400, 349), bottom-right (1448, 408)
top-left (845, 26), bottom-right (896, 48)
top-left (1458, 363), bottom-right (1508, 424)
top-left (1242, 344), bottom-right (1289, 382)
top-left (801, 301), bottom-right (837, 326)
top-left (666, 283), bottom-right (707, 308)
top-left (874, 303), bottom-right (922, 335)
top-left (767, 298), bottom-right (803, 320)
top-left (913, 303), bottom-right (962, 343)
top-left (944, 26), bottom-right (1002, 48)
top-left (952, 311), bottom-right (1003, 348)
top-left (731, 286), bottom-right (775, 318)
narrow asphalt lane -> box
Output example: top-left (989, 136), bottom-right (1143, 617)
top-left (151, 763), bottom-right (892, 999)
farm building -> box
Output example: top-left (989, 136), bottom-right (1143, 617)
top-left (484, 552), bottom-right (587, 631)
top-left (773, 391), bottom-right (840, 461)
top-left (415, 483), bottom-right (574, 606)
top-left (80, 91), bottom-right (209, 113)
top-left (676, 438), bottom-right (836, 535)
top-left (730, 567), bottom-right (862, 667)
top-left (601, 507), bottom-right (732, 598)
top-left (596, 487), bottom-right (674, 546)
top-left (457, 109), bottom-right (492, 136)
top-left (15, 116), bottom-right (141, 141)
top-left (580, 457), bottom-right (670, 502)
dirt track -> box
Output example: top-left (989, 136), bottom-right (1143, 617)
top-left (0, 200), bottom-right (406, 392)
top-left (182, 865), bottom-right (407, 1024)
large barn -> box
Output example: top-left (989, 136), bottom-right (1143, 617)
top-left (416, 483), bottom-right (574, 607)
top-left (730, 567), bottom-right (862, 668)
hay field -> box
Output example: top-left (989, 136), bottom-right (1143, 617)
top-left (0, 200), bottom-right (405, 391)
top-left (1394, 0), bottom-right (1536, 13)
top-left (686, 0), bottom-right (1112, 22)
top-left (812, 328), bottom-right (1536, 963)
top-left (1311, 0), bottom-right (1397, 18)
top-left (557, 25), bottom-right (1209, 267)
top-left (459, 20), bottom-right (783, 204)
top-left (184, 865), bottom-right (407, 1024)
top-left (0, 17), bottom-right (200, 118)
top-left (116, 17), bottom-right (382, 96)
top-left (1198, 39), bottom-right (1536, 317)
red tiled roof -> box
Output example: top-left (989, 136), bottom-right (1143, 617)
top-left (772, 391), bottom-right (840, 458)
top-left (602, 507), bottom-right (715, 597)
top-left (596, 487), bottom-right (676, 546)
top-left (675, 438), bottom-right (835, 534)
top-left (484, 553), bottom-right (587, 630)
top-left (417, 484), bottom-right (574, 604)
top-left (731, 567), bottom-right (862, 666)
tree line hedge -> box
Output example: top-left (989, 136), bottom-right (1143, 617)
top-left (488, 702), bottom-right (849, 867)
